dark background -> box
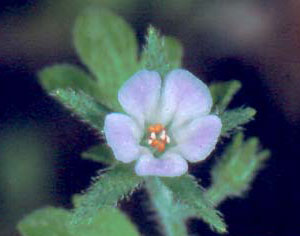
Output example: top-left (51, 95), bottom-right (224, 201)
top-left (0, 0), bottom-right (299, 235)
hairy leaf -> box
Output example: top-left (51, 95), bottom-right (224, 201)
top-left (74, 7), bottom-right (138, 111)
top-left (72, 164), bottom-right (143, 225)
top-left (210, 80), bottom-right (242, 113)
top-left (17, 207), bottom-right (139, 236)
top-left (162, 175), bottom-right (227, 234)
top-left (39, 64), bottom-right (98, 97)
top-left (141, 26), bottom-right (183, 77)
top-left (220, 107), bottom-right (256, 136)
top-left (206, 133), bottom-right (270, 206)
top-left (82, 144), bottom-right (115, 165)
top-left (52, 89), bottom-right (110, 132)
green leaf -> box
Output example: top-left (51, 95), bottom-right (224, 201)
top-left (73, 7), bottom-right (139, 111)
top-left (162, 175), bottom-right (227, 234)
top-left (146, 177), bottom-right (189, 236)
top-left (72, 164), bottom-right (143, 225)
top-left (82, 144), bottom-right (115, 165)
top-left (17, 207), bottom-right (139, 236)
top-left (52, 89), bottom-right (110, 132)
top-left (18, 207), bottom-right (73, 236)
top-left (206, 133), bottom-right (270, 206)
top-left (164, 37), bottom-right (183, 70)
top-left (39, 64), bottom-right (98, 97)
top-left (141, 26), bottom-right (183, 77)
top-left (70, 207), bottom-right (139, 236)
top-left (210, 80), bottom-right (242, 113)
top-left (220, 107), bottom-right (256, 136)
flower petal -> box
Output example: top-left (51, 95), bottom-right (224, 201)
top-left (104, 113), bottom-right (142, 163)
top-left (135, 152), bottom-right (188, 177)
top-left (173, 115), bottom-right (222, 162)
top-left (118, 70), bottom-right (161, 126)
top-left (160, 69), bottom-right (212, 128)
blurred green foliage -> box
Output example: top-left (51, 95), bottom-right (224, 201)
top-left (0, 127), bottom-right (53, 234)
top-left (18, 207), bottom-right (139, 236)
top-left (73, 7), bottom-right (139, 111)
top-left (39, 64), bottom-right (97, 97)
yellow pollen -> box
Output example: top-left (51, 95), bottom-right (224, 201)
top-left (147, 124), bottom-right (170, 152)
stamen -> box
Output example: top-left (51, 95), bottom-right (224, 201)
top-left (156, 141), bottom-right (165, 152)
top-left (148, 124), bottom-right (164, 133)
top-left (147, 124), bottom-right (170, 152)
top-left (160, 130), bottom-right (166, 140)
top-left (166, 135), bottom-right (170, 144)
top-left (151, 139), bottom-right (159, 147)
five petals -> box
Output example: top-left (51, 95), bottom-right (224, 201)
top-left (105, 69), bottom-right (222, 177)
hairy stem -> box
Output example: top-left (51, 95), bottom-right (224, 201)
top-left (145, 177), bottom-right (188, 236)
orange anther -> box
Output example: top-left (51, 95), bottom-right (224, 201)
top-left (147, 124), bottom-right (169, 152)
top-left (151, 139), bottom-right (160, 148)
top-left (150, 139), bottom-right (165, 152)
top-left (156, 141), bottom-right (166, 152)
top-left (148, 124), bottom-right (164, 133)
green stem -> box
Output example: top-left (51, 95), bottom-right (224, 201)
top-left (145, 177), bottom-right (188, 236)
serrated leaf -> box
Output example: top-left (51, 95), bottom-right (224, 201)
top-left (17, 207), bottom-right (139, 236)
top-left (52, 89), bottom-right (110, 132)
top-left (220, 107), bottom-right (256, 136)
top-left (74, 7), bottom-right (139, 111)
top-left (162, 175), bottom-right (227, 234)
top-left (39, 64), bottom-right (98, 97)
top-left (72, 164), bottom-right (143, 225)
top-left (210, 80), bottom-right (242, 113)
top-left (206, 133), bottom-right (270, 206)
top-left (82, 144), bottom-right (115, 165)
top-left (140, 27), bottom-right (183, 76)
top-left (146, 177), bottom-right (188, 236)
top-left (140, 26), bottom-right (168, 76)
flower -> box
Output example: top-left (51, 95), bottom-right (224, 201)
top-left (104, 69), bottom-right (222, 177)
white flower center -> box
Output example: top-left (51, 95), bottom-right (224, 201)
top-left (147, 124), bottom-right (170, 152)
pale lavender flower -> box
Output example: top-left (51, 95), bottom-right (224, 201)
top-left (104, 69), bottom-right (222, 177)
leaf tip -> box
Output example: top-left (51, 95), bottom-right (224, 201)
top-left (248, 107), bottom-right (257, 117)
